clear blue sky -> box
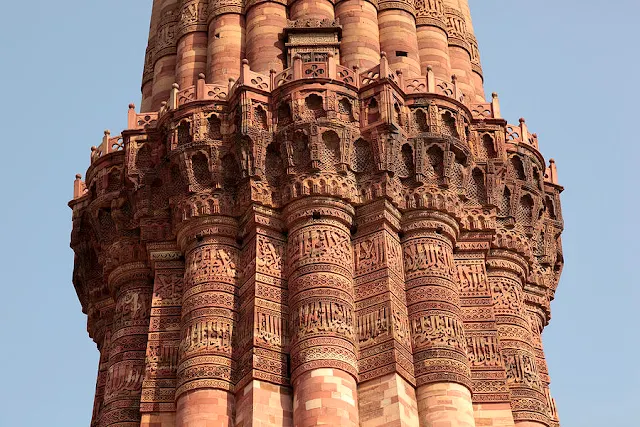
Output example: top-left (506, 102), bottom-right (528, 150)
top-left (0, 1), bottom-right (637, 426)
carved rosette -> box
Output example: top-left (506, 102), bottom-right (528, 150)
top-left (487, 250), bottom-right (551, 426)
top-left (401, 210), bottom-right (472, 388)
top-left (444, 7), bottom-right (471, 52)
top-left (415, 0), bottom-right (447, 30)
top-left (177, 0), bottom-right (209, 39)
top-left (175, 216), bottom-right (239, 398)
top-left (284, 197), bottom-right (358, 381)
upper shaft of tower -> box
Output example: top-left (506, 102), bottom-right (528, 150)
top-left (140, 0), bottom-right (486, 112)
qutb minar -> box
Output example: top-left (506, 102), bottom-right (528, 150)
top-left (69, 0), bottom-right (565, 426)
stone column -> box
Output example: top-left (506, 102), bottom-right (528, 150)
top-left (354, 200), bottom-right (418, 427)
top-left (289, 0), bottom-right (335, 20)
top-left (415, 0), bottom-right (451, 82)
top-left (335, 0), bottom-right (380, 70)
top-left (443, 1), bottom-right (475, 101)
top-left (234, 206), bottom-right (292, 427)
top-left (487, 249), bottom-right (550, 427)
top-left (245, 0), bottom-right (287, 73)
top-left (89, 296), bottom-right (115, 427)
top-left (284, 197), bottom-right (359, 427)
top-left (140, 243), bottom-right (184, 427)
top-left (401, 210), bottom-right (475, 427)
top-left (141, 0), bottom-right (164, 112)
top-left (207, 0), bottom-right (244, 84)
top-left (175, 0), bottom-right (209, 89)
top-left (454, 240), bottom-right (515, 426)
top-left (378, 1), bottom-right (421, 78)
top-left (456, 0), bottom-right (484, 101)
top-left (174, 216), bottom-right (238, 427)
top-left (101, 242), bottom-right (153, 427)
top-left (526, 301), bottom-right (560, 427)
top-left (152, 0), bottom-right (179, 110)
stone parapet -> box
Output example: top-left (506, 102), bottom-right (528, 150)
top-left (70, 4), bottom-right (566, 425)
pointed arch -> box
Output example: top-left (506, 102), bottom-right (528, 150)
top-left (322, 130), bottom-right (341, 169)
top-left (441, 111), bottom-right (458, 137)
top-left (398, 143), bottom-right (415, 179)
top-left (352, 138), bottom-right (374, 173)
top-left (519, 194), bottom-right (535, 225)
top-left (338, 97), bottom-right (354, 122)
top-left (305, 94), bottom-right (325, 119)
top-left (135, 144), bottom-right (152, 170)
top-left (427, 145), bottom-right (444, 179)
top-left (277, 102), bottom-right (292, 125)
top-left (178, 120), bottom-right (191, 145)
top-left (500, 187), bottom-right (511, 217)
top-left (265, 142), bottom-right (284, 188)
top-left (253, 104), bottom-right (269, 130)
top-left (545, 196), bottom-right (557, 219)
top-left (482, 134), bottom-right (496, 158)
top-left (221, 154), bottom-right (240, 191)
top-left (191, 152), bottom-right (210, 186)
top-left (293, 131), bottom-right (311, 172)
top-left (367, 98), bottom-right (380, 124)
top-left (510, 156), bottom-right (526, 180)
top-left (467, 168), bottom-right (487, 205)
top-left (414, 109), bottom-right (429, 132)
top-left (394, 103), bottom-right (402, 126)
top-left (207, 114), bottom-right (222, 140)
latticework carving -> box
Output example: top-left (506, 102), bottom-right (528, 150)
top-left (70, 4), bottom-right (565, 426)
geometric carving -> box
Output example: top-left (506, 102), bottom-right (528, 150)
top-left (71, 4), bottom-right (566, 425)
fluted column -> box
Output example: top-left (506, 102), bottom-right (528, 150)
top-left (101, 245), bottom-right (153, 427)
top-left (378, 1), bottom-right (421, 78)
top-left (141, 0), bottom-right (164, 112)
top-left (526, 302), bottom-right (560, 427)
top-left (401, 210), bottom-right (475, 427)
top-left (454, 240), bottom-right (515, 426)
top-left (354, 200), bottom-right (418, 426)
top-left (175, 217), bottom-right (239, 427)
top-left (289, 0), bottom-right (335, 20)
top-left (140, 243), bottom-right (184, 427)
top-left (415, 0), bottom-right (451, 81)
top-left (234, 207), bottom-right (293, 427)
top-left (284, 197), bottom-right (359, 427)
top-left (152, 0), bottom-right (179, 110)
top-left (443, 1), bottom-right (474, 101)
top-left (175, 0), bottom-right (209, 89)
top-left (207, 0), bottom-right (244, 84)
top-left (335, 0), bottom-right (380, 70)
top-left (89, 297), bottom-right (115, 427)
top-left (456, 0), bottom-right (484, 101)
top-left (487, 250), bottom-right (550, 427)
top-left (245, 0), bottom-right (287, 73)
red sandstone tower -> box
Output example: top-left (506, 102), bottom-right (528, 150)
top-left (69, 1), bottom-right (565, 426)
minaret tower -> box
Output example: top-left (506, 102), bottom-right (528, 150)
top-left (70, 1), bottom-right (565, 426)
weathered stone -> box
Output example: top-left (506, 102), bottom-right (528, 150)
top-left (70, 2), bottom-right (565, 426)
